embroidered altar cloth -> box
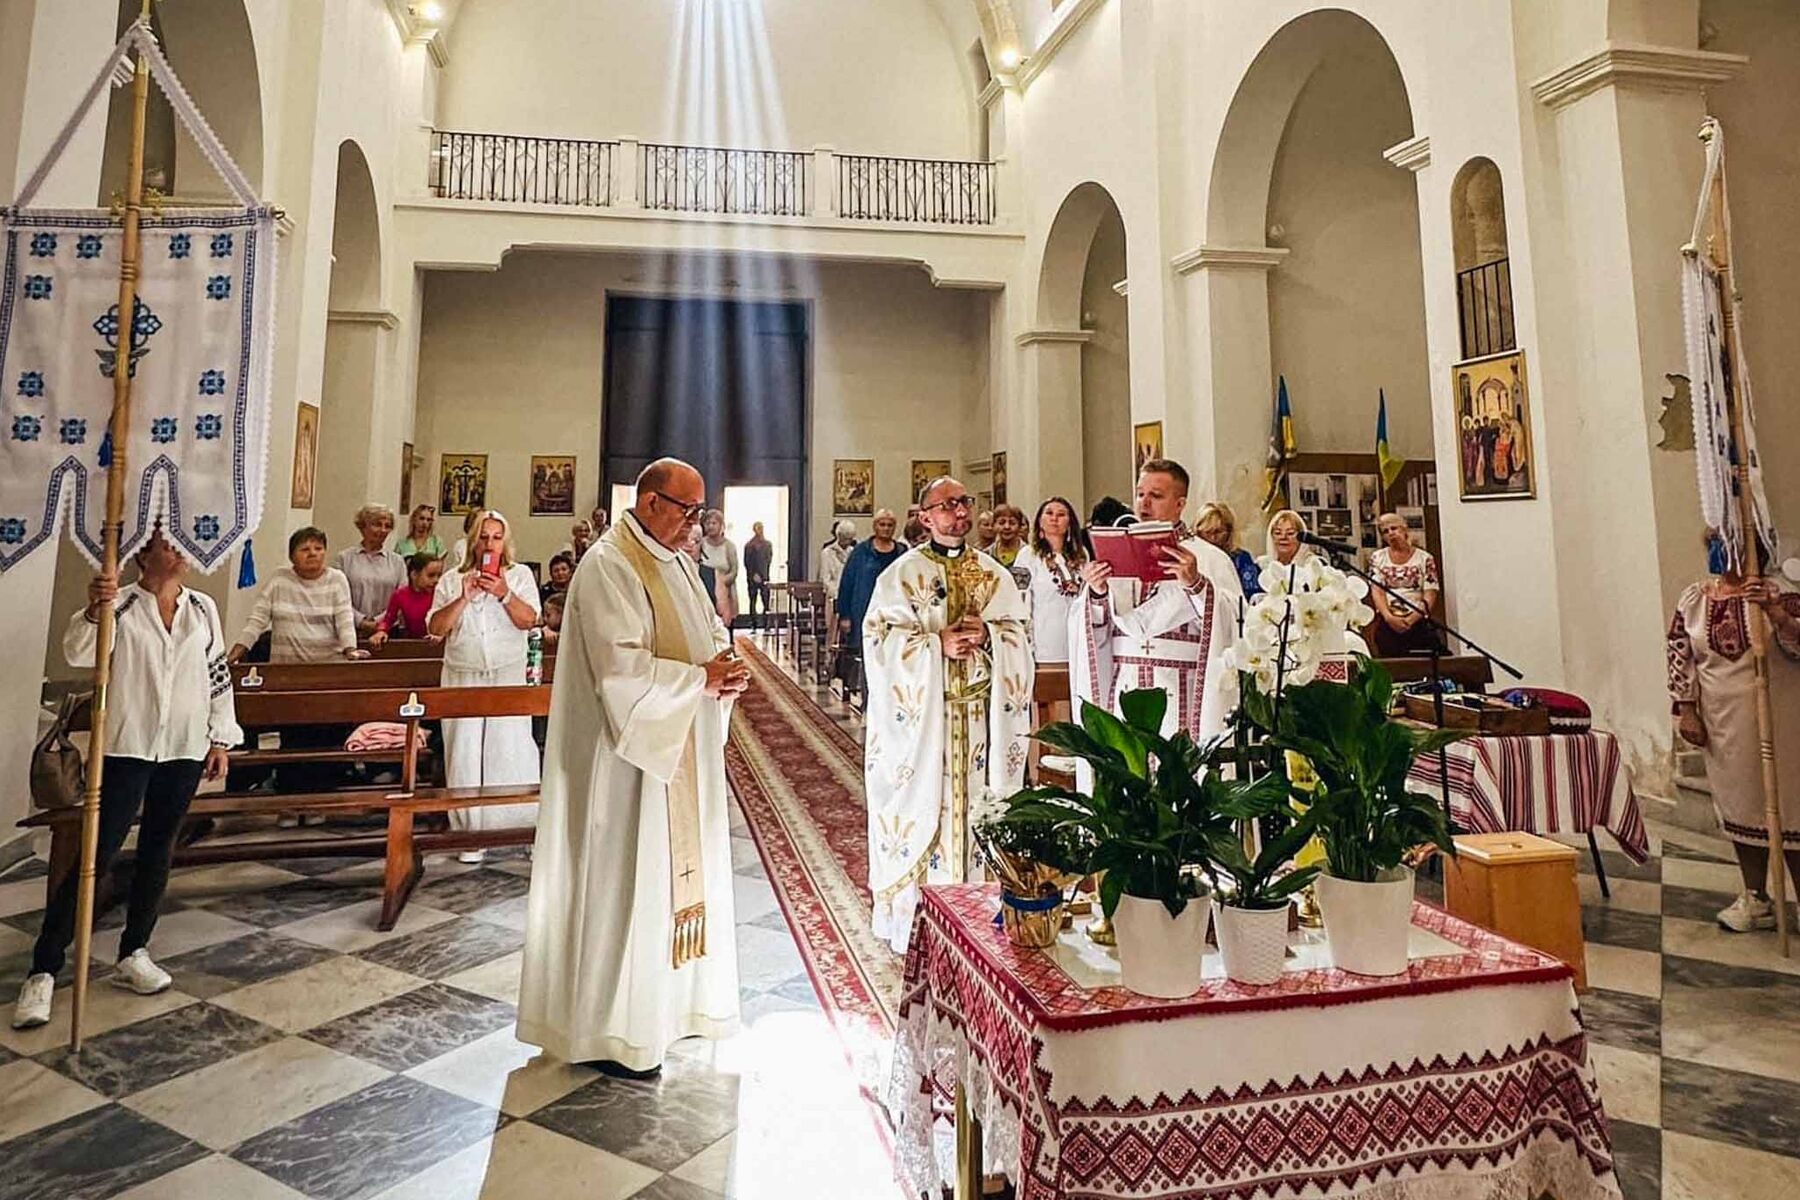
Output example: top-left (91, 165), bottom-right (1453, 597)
top-left (890, 883), bottom-right (1621, 1200)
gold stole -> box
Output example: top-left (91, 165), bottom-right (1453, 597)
top-left (614, 519), bottom-right (711, 969)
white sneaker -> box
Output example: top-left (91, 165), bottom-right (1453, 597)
top-left (11, 973), bottom-right (53, 1029)
top-left (111, 949), bottom-right (173, 995)
top-left (276, 812), bottom-right (300, 829)
top-left (1716, 892), bottom-right (1776, 933)
top-left (457, 850), bottom-right (487, 865)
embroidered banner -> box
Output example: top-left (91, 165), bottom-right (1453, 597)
top-left (0, 206), bottom-right (276, 571)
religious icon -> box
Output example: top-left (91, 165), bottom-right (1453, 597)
top-left (833, 459), bottom-right (874, 516)
top-left (991, 451), bottom-right (1008, 505)
top-left (1132, 421), bottom-right (1163, 473)
top-left (530, 454), bottom-right (577, 516)
top-left (1450, 350), bottom-right (1534, 500)
top-left (439, 453), bottom-right (488, 516)
top-left (290, 403), bottom-right (319, 509)
top-left (911, 459), bottom-right (951, 506)
top-left (399, 441), bottom-right (415, 513)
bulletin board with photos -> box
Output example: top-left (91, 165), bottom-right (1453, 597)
top-left (1275, 452), bottom-right (1442, 582)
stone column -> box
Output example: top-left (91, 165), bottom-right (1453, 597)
top-left (1014, 329), bottom-right (1093, 508)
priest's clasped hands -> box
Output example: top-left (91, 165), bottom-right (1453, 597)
top-left (939, 614), bottom-right (989, 661)
top-left (703, 650), bottom-right (751, 699)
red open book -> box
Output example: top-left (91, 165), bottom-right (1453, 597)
top-left (1089, 522), bottom-right (1180, 582)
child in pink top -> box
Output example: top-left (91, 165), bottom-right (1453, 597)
top-left (370, 554), bottom-right (445, 646)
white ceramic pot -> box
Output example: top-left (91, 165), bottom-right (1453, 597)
top-left (1315, 867), bottom-right (1415, 977)
top-left (1111, 893), bottom-right (1210, 998)
top-left (1212, 899), bottom-right (1291, 986)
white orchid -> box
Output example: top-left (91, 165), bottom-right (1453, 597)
top-left (1230, 558), bottom-right (1371, 694)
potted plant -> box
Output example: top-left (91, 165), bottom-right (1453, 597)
top-left (972, 801), bottom-right (1090, 949)
top-left (1244, 658), bottom-right (1463, 976)
top-left (1203, 771), bottom-right (1319, 985)
top-left (997, 689), bottom-right (1247, 998)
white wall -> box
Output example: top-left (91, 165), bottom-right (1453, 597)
top-left (1080, 212), bottom-right (1132, 509)
top-left (1264, 40), bottom-right (1431, 460)
top-left (412, 252), bottom-right (986, 571)
top-left (441, 0), bottom-right (975, 159)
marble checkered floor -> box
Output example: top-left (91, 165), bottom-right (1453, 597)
top-left (2, 641), bottom-right (1797, 1199)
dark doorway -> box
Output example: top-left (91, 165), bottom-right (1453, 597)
top-left (602, 296), bottom-right (809, 579)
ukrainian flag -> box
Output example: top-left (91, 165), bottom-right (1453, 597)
top-left (1261, 376), bottom-right (1297, 510)
top-left (1376, 389), bottom-right (1403, 492)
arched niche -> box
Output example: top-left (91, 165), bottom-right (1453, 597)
top-left (314, 141), bottom-right (387, 538)
top-left (1450, 156), bottom-right (1515, 359)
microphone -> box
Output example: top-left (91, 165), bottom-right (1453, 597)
top-left (1298, 530), bottom-right (1360, 558)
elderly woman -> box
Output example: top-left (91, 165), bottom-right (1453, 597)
top-left (1014, 497), bottom-right (1087, 663)
top-left (395, 504), bottom-right (445, 559)
top-left (1259, 508), bottom-right (1316, 577)
top-left (698, 509), bottom-right (739, 625)
top-left (1669, 539), bottom-right (1800, 932)
top-left (990, 504), bottom-right (1028, 567)
top-left (1195, 501), bottom-right (1262, 598)
top-left (429, 510), bottom-right (541, 863)
top-left (230, 527), bottom-right (362, 664)
top-left (335, 503), bottom-right (407, 637)
top-left (12, 531), bottom-right (241, 1029)
top-left (1368, 512), bottom-right (1442, 657)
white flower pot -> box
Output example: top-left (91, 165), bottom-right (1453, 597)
top-left (1316, 867), bottom-right (1415, 977)
top-left (1213, 900), bottom-right (1292, 986)
top-left (1111, 893), bottom-right (1210, 998)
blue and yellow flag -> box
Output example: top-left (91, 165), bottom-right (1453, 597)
top-left (1376, 389), bottom-right (1403, 492)
top-left (1261, 376), bottom-right (1298, 510)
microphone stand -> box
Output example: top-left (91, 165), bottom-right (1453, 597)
top-left (1314, 544), bottom-right (1524, 835)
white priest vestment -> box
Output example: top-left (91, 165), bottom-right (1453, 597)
top-left (863, 544), bottom-right (1035, 952)
top-left (1069, 535), bottom-right (1244, 746)
top-left (518, 512), bottom-right (739, 1070)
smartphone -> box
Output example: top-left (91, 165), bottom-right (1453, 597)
top-left (479, 550), bottom-right (500, 578)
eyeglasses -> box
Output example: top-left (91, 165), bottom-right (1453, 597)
top-left (653, 491), bottom-right (708, 520)
top-left (923, 495), bottom-right (975, 513)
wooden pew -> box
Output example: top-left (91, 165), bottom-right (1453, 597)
top-left (230, 655), bottom-right (557, 692)
top-left (21, 684), bottom-right (554, 930)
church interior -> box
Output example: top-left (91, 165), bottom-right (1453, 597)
top-left (2, 1), bottom-right (1799, 1197)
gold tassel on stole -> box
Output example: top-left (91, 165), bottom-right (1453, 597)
top-left (671, 902), bottom-right (708, 969)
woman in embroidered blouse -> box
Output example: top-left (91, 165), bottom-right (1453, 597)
top-left (1015, 497), bottom-right (1087, 664)
top-left (1668, 540), bottom-right (1800, 932)
top-left (429, 510), bottom-right (541, 862)
top-left (13, 531), bottom-right (242, 1029)
top-left (1367, 512), bottom-right (1442, 657)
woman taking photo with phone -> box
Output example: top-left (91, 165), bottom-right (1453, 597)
top-left (429, 510), bottom-right (541, 863)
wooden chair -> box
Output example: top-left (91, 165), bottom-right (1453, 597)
top-left (1031, 665), bottom-right (1075, 790)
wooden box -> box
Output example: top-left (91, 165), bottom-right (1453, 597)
top-left (1402, 693), bottom-right (1550, 736)
top-left (1442, 832), bottom-right (1586, 989)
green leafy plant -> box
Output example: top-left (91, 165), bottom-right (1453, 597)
top-left (996, 688), bottom-right (1258, 919)
top-left (1203, 766), bottom-right (1320, 910)
top-left (1241, 658), bottom-right (1465, 883)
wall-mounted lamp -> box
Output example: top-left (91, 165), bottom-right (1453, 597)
top-left (415, 1), bottom-right (445, 23)
top-left (997, 46), bottom-right (1021, 71)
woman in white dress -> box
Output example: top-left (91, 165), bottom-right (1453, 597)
top-left (1668, 542), bottom-right (1800, 931)
top-left (1014, 496), bottom-right (1086, 664)
top-left (698, 509), bottom-right (739, 626)
top-left (429, 510), bottom-right (541, 863)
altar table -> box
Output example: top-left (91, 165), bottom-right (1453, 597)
top-left (1406, 730), bottom-right (1649, 865)
top-left (890, 883), bottom-right (1621, 1200)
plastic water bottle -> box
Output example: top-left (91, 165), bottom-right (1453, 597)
top-left (525, 626), bottom-right (544, 686)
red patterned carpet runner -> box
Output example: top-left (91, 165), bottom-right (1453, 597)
top-left (726, 638), bottom-right (902, 1087)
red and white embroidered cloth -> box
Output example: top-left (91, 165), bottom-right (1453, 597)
top-left (890, 884), bottom-right (1621, 1200)
top-left (1406, 731), bottom-right (1649, 864)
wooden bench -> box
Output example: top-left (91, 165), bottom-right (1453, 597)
top-left (22, 684), bottom-right (553, 931)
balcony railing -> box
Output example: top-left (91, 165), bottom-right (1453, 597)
top-left (838, 154), bottom-right (996, 226)
top-left (1457, 257), bottom-right (1515, 359)
top-left (430, 130), bottom-right (616, 208)
top-left (425, 129), bottom-right (999, 227)
top-left (641, 143), bottom-right (810, 217)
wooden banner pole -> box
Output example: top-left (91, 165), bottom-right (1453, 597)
top-left (70, 0), bottom-right (153, 1051)
top-left (1702, 121), bottom-right (1789, 957)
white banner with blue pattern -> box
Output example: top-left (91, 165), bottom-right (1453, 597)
top-left (0, 206), bottom-right (276, 571)
top-left (0, 18), bottom-right (276, 574)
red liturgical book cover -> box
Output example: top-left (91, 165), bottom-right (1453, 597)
top-left (1089, 522), bottom-right (1179, 582)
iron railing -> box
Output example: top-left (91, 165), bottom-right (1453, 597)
top-left (430, 130), bottom-right (615, 207)
top-left (1457, 257), bottom-right (1515, 359)
top-left (837, 153), bottom-right (996, 225)
top-left (641, 143), bottom-right (810, 217)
